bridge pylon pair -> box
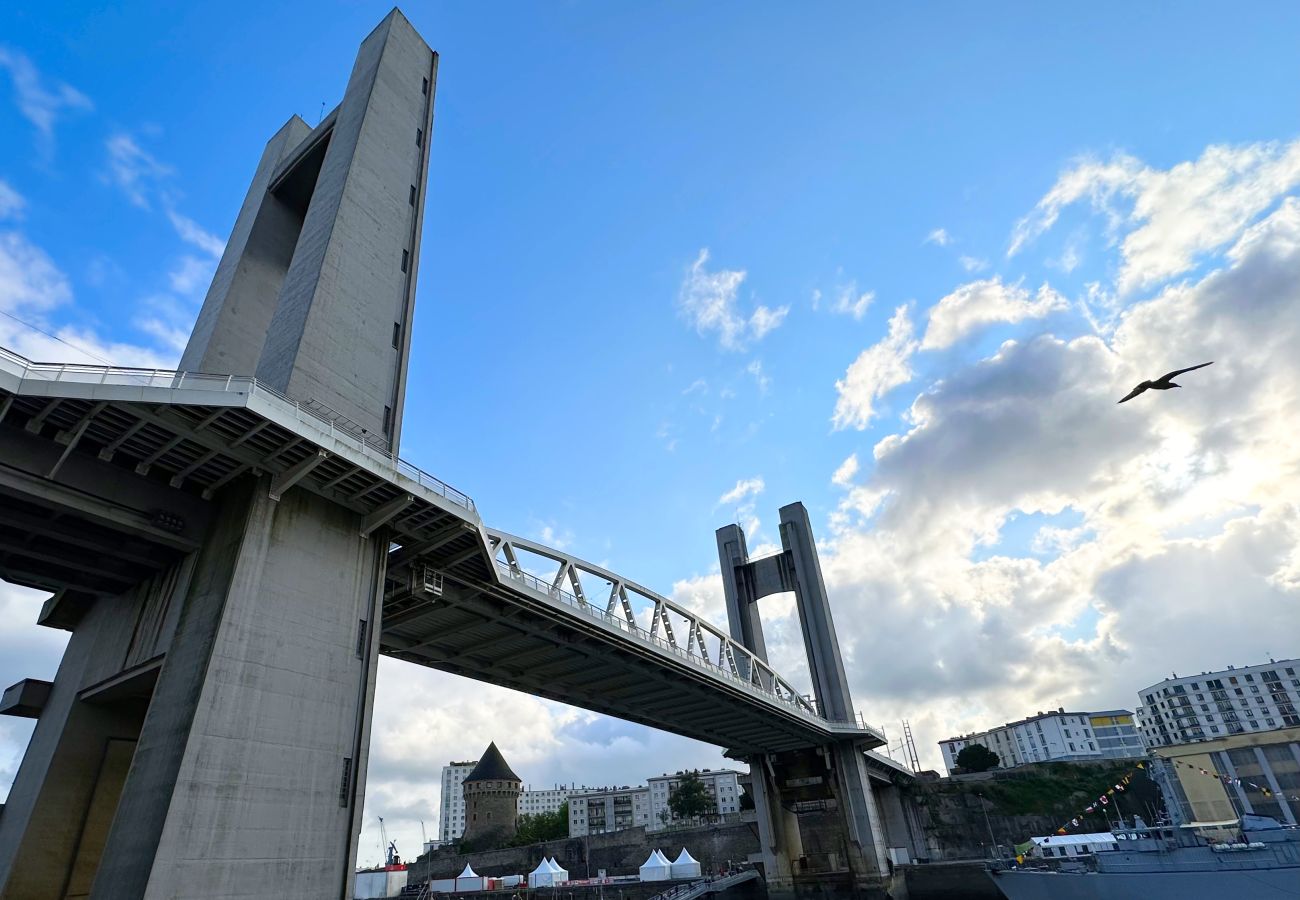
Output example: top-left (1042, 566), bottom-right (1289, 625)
top-left (718, 504), bottom-right (890, 896)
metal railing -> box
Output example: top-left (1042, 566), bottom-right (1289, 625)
top-left (0, 346), bottom-right (474, 512)
top-left (493, 559), bottom-right (883, 738)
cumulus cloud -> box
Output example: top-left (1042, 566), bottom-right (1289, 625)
top-left (925, 228), bottom-right (951, 246)
top-left (1010, 140), bottom-right (1300, 294)
top-left (678, 249), bottom-right (789, 351)
top-left (811, 189), bottom-right (1300, 768)
top-left (831, 304), bottom-right (918, 430)
top-left (0, 47), bottom-right (92, 153)
top-left (832, 453), bottom-right (859, 487)
top-left (921, 277), bottom-right (1068, 350)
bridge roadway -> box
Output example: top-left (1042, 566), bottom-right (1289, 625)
top-left (0, 349), bottom-right (886, 755)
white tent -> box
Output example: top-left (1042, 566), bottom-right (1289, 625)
top-left (529, 859), bottom-right (555, 889)
top-left (455, 863), bottom-right (483, 892)
top-left (639, 850), bottom-right (672, 882)
top-left (547, 857), bottom-right (569, 882)
top-left (670, 848), bottom-right (701, 879)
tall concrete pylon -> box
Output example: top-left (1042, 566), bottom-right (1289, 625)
top-left (717, 502), bottom-right (889, 896)
top-left (0, 10), bottom-right (436, 899)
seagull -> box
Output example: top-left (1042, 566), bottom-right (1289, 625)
top-left (1117, 362), bottom-right (1213, 403)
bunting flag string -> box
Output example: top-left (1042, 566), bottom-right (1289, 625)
top-left (1043, 762), bottom-right (1145, 840)
top-left (1165, 757), bottom-right (1300, 801)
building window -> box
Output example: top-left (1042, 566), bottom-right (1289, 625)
top-left (422, 76), bottom-right (429, 95)
top-left (401, 249), bottom-right (410, 272)
top-left (416, 128), bottom-right (423, 148)
top-left (392, 322), bottom-right (401, 348)
top-left (383, 405), bottom-right (392, 434)
top-left (409, 184), bottom-right (417, 206)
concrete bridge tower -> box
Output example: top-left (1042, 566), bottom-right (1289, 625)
top-left (0, 11), bottom-right (436, 899)
top-left (717, 503), bottom-right (889, 897)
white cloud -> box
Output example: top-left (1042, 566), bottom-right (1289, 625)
top-left (925, 228), bottom-right (951, 246)
top-left (104, 132), bottom-right (173, 209)
top-left (681, 378), bottom-right (707, 396)
top-left (718, 477), bottom-right (765, 507)
top-left (0, 230), bottom-right (71, 314)
top-left (959, 255), bottom-right (988, 273)
top-left (831, 304), bottom-right (918, 430)
top-left (678, 249), bottom-right (789, 351)
top-left (0, 180), bottom-right (25, 220)
top-left (921, 277), bottom-right (1068, 350)
top-left (832, 286), bottom-right (874, 320)
top-left (746, 359), bottom-right (770, 394)
top-left (0, 227), bottom-right (176, 367)
top-left (832, 453), bottom-right (859, 487)
top-left (1010, 141), bottom-right (1300, 294)
top-left (166, 209), bottom-right (225, 259)
top-left (0, 47), bottom-right (92, 152)
top-left (811, 189), bottom-right (1300, 769)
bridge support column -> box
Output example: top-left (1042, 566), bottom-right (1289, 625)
top-left (0, 477), bottom-right (387, 900)
top-left (746, 753), bottom-right (800, 897)
top-left (719, 502), bottom-right (891, 895)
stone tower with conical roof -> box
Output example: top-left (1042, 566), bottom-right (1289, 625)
top-left (461, 742), bottom-right (522, 845)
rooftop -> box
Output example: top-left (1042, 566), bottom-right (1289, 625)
top-left (464, 742), bottom-right (520, 784)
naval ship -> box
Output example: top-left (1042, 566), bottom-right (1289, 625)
top-left (988, 813), bottom-right (1300, 899)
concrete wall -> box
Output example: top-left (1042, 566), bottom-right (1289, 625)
top-left (180, 116), bottom-right (312, 378)
top-left (257, 10), bottom-right (435, 447)
top-left (88, 477), bottom-right (386, 899)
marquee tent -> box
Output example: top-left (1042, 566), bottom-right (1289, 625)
top-left (639, 850), bottom-right (672, 881)
top-left (670, 848), bottom-right (701, 879)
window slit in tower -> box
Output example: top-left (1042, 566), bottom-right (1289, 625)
top-left (401, 249), bottom-right (409, 272)
top-left (409, 184), bottom-right (417, 206)
top-left (416, 128), bottom-right (423, 148)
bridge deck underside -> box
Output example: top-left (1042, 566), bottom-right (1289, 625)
top-left (0, 368), bottom-right (878, 755)
top-left (379, 569), bottom-right (839, 754)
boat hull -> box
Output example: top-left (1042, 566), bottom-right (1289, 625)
top-left (990, 865), bottom-right (1300, 900)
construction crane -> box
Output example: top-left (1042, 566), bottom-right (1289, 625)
top-left (377, 816), bottom-right (402, 868)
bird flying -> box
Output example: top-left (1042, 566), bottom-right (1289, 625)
top-left (1118, 362), bottom-right (1213, 403)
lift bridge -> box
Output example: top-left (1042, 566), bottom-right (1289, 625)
top-left (0, 12), bottom-right (919, 900)
top-left (0, 348), bottom-right (881, 754)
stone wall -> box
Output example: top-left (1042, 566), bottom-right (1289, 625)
top-left (406, 820), bottom-right (761, 884)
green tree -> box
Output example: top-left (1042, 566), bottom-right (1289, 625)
top-left (510, 801), bottom-right (570, 846)
top-left (956, 743), bottom-right (1000, 773)
top-left (738, 787), bottom-right (754, 811)
top-left (668, 771), bottom-right (713, 822)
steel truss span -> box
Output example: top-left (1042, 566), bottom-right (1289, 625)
top-left (0, 348), bottom-right (883, 754)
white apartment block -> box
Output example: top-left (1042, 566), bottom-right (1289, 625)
top-left (439, 760), bottom-right (477, 841)
top-left (647, 769), bottom-right (742, 830)
top-left (939, 708), bottom-right (1144, 774)
top-left (568, 786), bottom-right (651, 837)
top-left (1136, 659), bottom-right (1300, 748)
top-left (439, 759), bottom-right (577, 841)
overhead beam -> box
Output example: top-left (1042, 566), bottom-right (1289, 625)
top-left (360, 493), bottom-right (413, 537)
top-left (269, 449), bottom-right (328, 501)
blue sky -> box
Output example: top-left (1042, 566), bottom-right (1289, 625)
top-left (4, 0), bottom-right (1300, 866)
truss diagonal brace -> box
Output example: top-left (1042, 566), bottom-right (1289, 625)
top-left (269, 449), bottom-right (328, 501)
top-left (360, 493), bottom-right (414, 537)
